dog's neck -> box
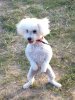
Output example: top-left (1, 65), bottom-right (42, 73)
top-left (28, 37), bottom-right (49, 45)
top-left (36, 37), bottom-right (44, 42)
top-left (36, 37), bottom-right (49, 45)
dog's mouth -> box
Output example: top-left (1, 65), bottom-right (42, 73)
top-left (28, 40), bottom-right (34, 43)
top-left (28, 37), bottom-right (44, 44)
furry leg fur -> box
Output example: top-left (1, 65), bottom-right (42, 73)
top-left (23, 67), bottom-right (38, 89)
top-left (46, 65), bottom-right (62, 88)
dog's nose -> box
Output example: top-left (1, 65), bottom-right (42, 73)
top-left (28, 38), bottom-right (32, 41)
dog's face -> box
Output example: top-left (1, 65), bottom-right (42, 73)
top-left (16, 18), bottom-right (50, 43)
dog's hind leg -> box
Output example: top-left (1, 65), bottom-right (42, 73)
top-left (46, 65), bottom-right (62, 88)
top-left (23, 67), bottom-right (38, 89)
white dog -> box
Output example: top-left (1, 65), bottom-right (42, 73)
top-left (16, 18), bottom-right (62, 89)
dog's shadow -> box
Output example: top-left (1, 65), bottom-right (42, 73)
top-left (4, 87), bottom-right (24, 100)
top-left (4, 83), bottom-right (55, 100)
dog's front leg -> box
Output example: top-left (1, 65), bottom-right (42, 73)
top-left (23, 67), bottom-right (35, 89)
top-left (41, 62), bottom-right (49, 73)
top-left (30, 61), bottom-right (38, 71)
top-left (23, 59), bottom-right (38, 89)
top-left (26, 53), bottom-right (38, 71)
top-left (41, 54), bottom-right (52, 73)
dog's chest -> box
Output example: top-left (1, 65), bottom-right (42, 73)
top-left (26, 44), bottom-right (49, 65)
top-left (30, 45), bottom-right (46, 60)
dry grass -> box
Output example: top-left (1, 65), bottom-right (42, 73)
top-left (0, 0), bottom-right (75, 100)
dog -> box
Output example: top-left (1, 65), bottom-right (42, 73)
top-left (16, 18), bottom-right (62, 89)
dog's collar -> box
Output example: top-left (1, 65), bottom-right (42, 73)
top-left (36, 39), bottom-right (50, 45)
top-left (28, 37), bottom-right (50, 45)
top-left (36, 37), bottom-right (44, 42)
top-left (36, 37), bottom-right (50, 45)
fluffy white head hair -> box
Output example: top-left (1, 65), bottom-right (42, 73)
top-left (16, 17), bottom-right (50, 37)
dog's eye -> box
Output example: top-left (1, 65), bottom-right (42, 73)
top-left (26, 29), bottom-right (28, 33)
top-left (33, 30), bottom-right (37, 34)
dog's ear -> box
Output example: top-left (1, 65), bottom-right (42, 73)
top-left (16, 19), bottom-right (25, 36)
top-left (16, 18), bottom-right (31, 36)
top-left (41, 18), bottom-right (50, 25)
top-left (38, 18), bottom-right (50, 36)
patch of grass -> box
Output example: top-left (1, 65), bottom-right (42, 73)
top-left (42, 0), bottom-right (70, 9)
top-left (45, 83), bottom-right (55, 90)
top-left (16, 51), bottom-right (29, 70)
top-left (30, 83), bottom-right (38, 89)
top-left (0, 42), bottom-right (7, 50)
top-left (1, 15), bottom-right (16, 32)
top-left (14, 0), bottom-right (34, 4)
top-left (50, 29), bottom-right (61, 37)
top-left (60, 73), bottom-right (75, 90)
top-left (1, 17), bottom-right (16, 33)
top-left (59, 65), bottom-right (75, 90)
top-left (0, 52), bottom-right (13, 66)
top-left (0, 9), bottom-right (25, 33)
top-left (62, 28), bottom-right (75, 42)
top-left (26, 7), bottom-right (43, 17)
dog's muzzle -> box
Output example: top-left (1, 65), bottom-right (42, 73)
top-left (27, 38), bottom-right (34, 43)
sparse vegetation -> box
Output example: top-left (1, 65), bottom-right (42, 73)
top-left (0, 0), bottom-right (75, 100)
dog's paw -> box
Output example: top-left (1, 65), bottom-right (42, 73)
top-left (48, 79), bottom-right (62, 88)
top-left (23, 78), bottom-right (35, 89)
top-left (23, 82), bottom-right (31, 89)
